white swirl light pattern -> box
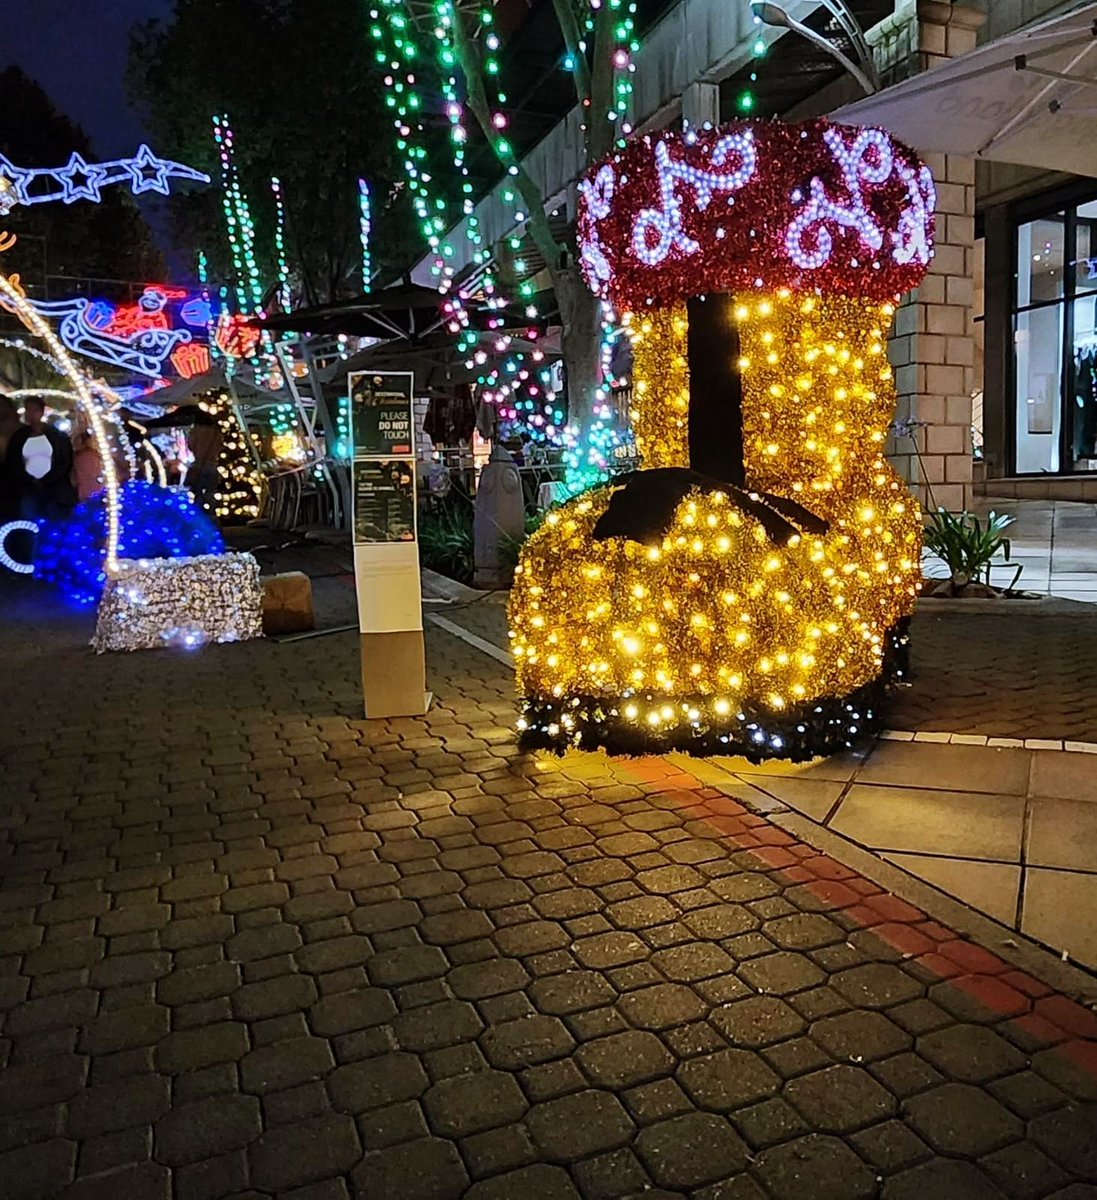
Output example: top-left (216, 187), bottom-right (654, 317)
top-left (631, 131), bottom-right (757, 266)
top-left (786, 127), bottom-right (933, 271)
top-left (579, 166), bottom-right (615, 286)
top-left (893, 162), bottom-right (937, 267)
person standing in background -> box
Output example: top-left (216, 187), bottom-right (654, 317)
top-left (186, 408), bottom-right (223, 521)
top-left (6, 396), bottom-right (76, 522)
top-left (0, 394), bottom-right (22, 520)
top-left (71, 407), bottom-right (104, 502)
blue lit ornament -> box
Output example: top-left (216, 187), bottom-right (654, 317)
top-left (35, 482), bottom-right (225, 607)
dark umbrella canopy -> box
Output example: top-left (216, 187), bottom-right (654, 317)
top-left (252, 283), bottom-right (446, 341)
top-left (252, 283), bottom-right (559, 342)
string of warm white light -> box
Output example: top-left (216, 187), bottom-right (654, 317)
top-left (0, 270), bottom-right (122, 568)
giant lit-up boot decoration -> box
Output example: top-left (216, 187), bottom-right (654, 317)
top-left (509, 120), bottom-right (934, 760)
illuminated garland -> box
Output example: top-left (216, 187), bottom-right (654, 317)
top-left (358, 178), bottom-right (372, 285)
top-left (271, 177), bottom-right (292, 310)
top-left (212, 115), bottom-right (275, 380)
top-left (0, 268), bottom-right (122, 567)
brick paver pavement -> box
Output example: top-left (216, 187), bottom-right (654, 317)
top-left (1, 576), bottom-right (1096, 1200)
top-left (440, 593), bottom-right (1097, 744)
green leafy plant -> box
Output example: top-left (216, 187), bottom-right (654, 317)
top-left (498, 510), bottom-right (547, 576)
top-left (923, 508), bottom-right (1022, 595)
top-left (418, 497), bottom-right (475, 584)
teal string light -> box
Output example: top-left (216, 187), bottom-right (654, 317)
top-left (358, 177), bottom-right (372, 286)
top-left (271, 176), bottom-right (291, 310)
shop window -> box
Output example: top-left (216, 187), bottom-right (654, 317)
top-left (1010, 201), bottom-right (1097, 474)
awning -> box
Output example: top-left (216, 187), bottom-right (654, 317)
top-left (834, 2), bottom-right (1097, 176)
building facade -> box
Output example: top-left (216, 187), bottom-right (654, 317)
top-left (414, 0), bottom-right (1097, 506)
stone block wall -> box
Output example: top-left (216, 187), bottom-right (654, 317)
top-left (874, 1), bottom-right (985, 511)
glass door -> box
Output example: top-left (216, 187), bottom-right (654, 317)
top-left (1013, 213), bottom-right (1065, 474)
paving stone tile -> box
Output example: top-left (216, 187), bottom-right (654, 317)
top-left (903, 1082), bottom-right (1024, 1157)
top-left (810, 1009), bottom-right (910, 1062)
top-left (157, 962), bottom-right (241, 1006)
top-left (710, 995), bottom-right (806, 1048)
top-left (917, 1023), bottom-right (1027, 1083)
top-left (831, 963), bottom-right (924, 1009)
top-left (0, 1053), bottom-right (86, 1114)
top-left (753, 1133), bottom-right (878, 1200)
top-left (988, 1070), bottom-right (1068, 1119)
top-left (678, 1048), bottom-right (780, 1111)
top-left (738, 951), bottom-right (826, 996)
top-left (232, 973), bottom-right (317, 1020)
top-left (618, 983), bottom-right (707, 1030)
top-left (154, 1093), bottom-right (262, 1166)
top-left (66, 1074), bottom-right (171, 1139)
top-left (529, 970), bottom-right (616, 1014)
top-left (366, 945), bottom-right (448, 987)
top-left (357, 1100), bottom-right (429, 1150)
top-left (156, 1022), bottom-right (249, 1073)
top-left (849, 1119), bottom-right (932, 1172)
top-left (460, 1122), bottom-right (536, 1179)
top-left (635, 1111), bottom-right (749, 1189)
top-left (174, 1149), bottom-right (248, 1200)
top-left (650, 942), bottom-right (736, 981)
top-left (571, 1146), bottom-right (649, 1200)
top-left (65, 1160), bottom-right (170, 1200)
top-left (0, 1137), bottom-right (77, 1200)
top-left (732, 1096), bottom-right (810, 1149)
top-left (351, 1137), bottom-right (468, 1200)
top-left (80, 1005), bottom-right (170, 1055)
top-left (880, 1158), bottom-right (1009, 1200)
top-left (463, 1164), bottom-right (578, 1200)
top-left (526, 1089), bottom-right (634, 1161)
top-left (1029, 1102), bottom-right (1097, 1178)
top-left (576, 1029), bottom-right (675, 1087)
top-left (249, 1113), bottom-right (361, 1192)
top-left (447, 958), bottom-right (530, 999)
top-left (785, 1063), bottom-right (897, 1133)
top-left (422, 1070), bottom-right (528, 1137)
top-left (240, 1036), bottom-right (334, 1094)
top-left (480, 1013), bottom-right (573, 1069)
top-left (328, 1052), bottom-right (428, 1113)
top-left (980, 1141), bottom-right (1071, 1200)
top-left (869, 1051), bottom-right (945, 1099)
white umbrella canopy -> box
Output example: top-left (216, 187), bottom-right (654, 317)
top-left (834, 2), bottom-right (1097, 176)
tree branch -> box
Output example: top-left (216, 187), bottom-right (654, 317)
top-left (551, 0), bottom-right (592, 110)
top-left (587, 5), bottom-right (616, 164)
top-left (449, 7), bottom-right (565, 274)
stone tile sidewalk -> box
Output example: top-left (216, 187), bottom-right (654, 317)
top-left (1, 577), bottom-right (1096, 1199)
top-left (692, 741), bottom-right (1097, 974)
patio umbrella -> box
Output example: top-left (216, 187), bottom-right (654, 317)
top-left (834, 2), bottom-right (1097, 176)
top-left (322, 328), bottom-right (555, 392)
top-left (252, 283), bottom-right (447, 341)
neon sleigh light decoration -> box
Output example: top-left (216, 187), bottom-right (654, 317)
top-left (11, 295), bottom-right (193, 378)
top-left (0, 144), bottom-right (210, 214)
top-left (2, 286), bottom-right (220, 380)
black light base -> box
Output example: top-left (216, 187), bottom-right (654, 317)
top-left (517, 620), bottom-right (911, 763)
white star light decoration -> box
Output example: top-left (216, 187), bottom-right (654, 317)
top-left (0, 144), bottom-right (209, 214)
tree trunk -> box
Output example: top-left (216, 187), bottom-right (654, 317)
top-left (555, 264), bottom-right (603, 461)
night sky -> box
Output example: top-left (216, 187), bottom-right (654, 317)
top-left (4, 0), bottom-right (174, 157)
